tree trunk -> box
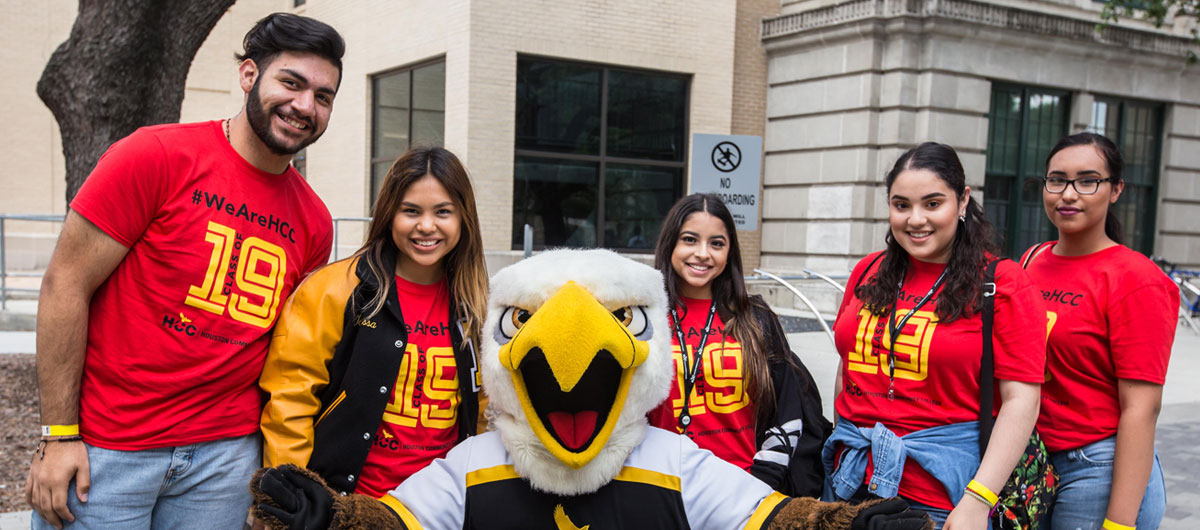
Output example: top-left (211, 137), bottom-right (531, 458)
top-left (39, 0), bottom-right (238, 206)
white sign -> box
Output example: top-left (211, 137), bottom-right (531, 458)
top-left (690, 133), bottom-right (762, 230)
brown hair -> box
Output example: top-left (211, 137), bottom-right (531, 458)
top-left (354, 147), bottom-right (488, 345)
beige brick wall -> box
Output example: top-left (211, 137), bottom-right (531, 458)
top-left (730, 0), bottom-right (780, 272)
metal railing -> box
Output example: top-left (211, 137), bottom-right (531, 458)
top-left (0, 215), bottom-right (376, 310)
top-left (331, 216), bottom-right (371, 261)
top-left (748, 268), bottom-right (847, 348)
top-left (0, 214), bottom-right (66, 310)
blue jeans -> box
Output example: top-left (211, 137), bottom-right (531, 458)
top-left (1047, 436), bottom-right (1165, 530)
top-left (903, 498), bottom-right (953, 529)
top-left (31, 434), bottom-right (260, 530)
top-left (841, 485), bottom-right (980, 530)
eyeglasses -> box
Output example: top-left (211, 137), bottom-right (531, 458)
top-left (1043, 176), bottom-right (1114, 195)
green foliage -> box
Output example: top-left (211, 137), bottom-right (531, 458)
top-left (1100, 0), bottom-right (1200, 63)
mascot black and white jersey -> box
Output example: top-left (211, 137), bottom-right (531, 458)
top-left (250, 249), bottom-right (931, 530)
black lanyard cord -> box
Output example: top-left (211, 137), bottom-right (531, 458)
top-left (885, 265), bottom-right (948, 400)
top-left (670, 300), bottom-right (718, 431)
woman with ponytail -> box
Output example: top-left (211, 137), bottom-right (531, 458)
top-left (1021, 132), bottom-right (1175, 530)
top-left (826, 143), bottom-right (1045, 529)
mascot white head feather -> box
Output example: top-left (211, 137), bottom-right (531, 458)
top-left (480, 249), bottom-right (672, 495)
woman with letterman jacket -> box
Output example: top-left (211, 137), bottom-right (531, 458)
top-left (257, 147), bottom-right (488, 500)
top-left (1023, 132), bottom-right (1177, 530)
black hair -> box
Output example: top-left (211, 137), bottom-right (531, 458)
top-left (1044, 132), bottom-right (1125, 245)
top-left (857, 142), bottom-right (1000, 323)
top-left (236, 13), bottom-right (345, 83)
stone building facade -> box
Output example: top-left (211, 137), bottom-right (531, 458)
top-left (760, 0), bottom-right (1200, 280)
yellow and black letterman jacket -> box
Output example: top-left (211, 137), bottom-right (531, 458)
top-left (259, 246), bottom-right (481, 495)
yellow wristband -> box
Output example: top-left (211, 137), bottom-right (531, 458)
top-left (41, 424), bottom-right (80, 437)
top-left (965, 480), bottom-right (999, 507)
top-left (1102, 519), bottom-right (1135, 530)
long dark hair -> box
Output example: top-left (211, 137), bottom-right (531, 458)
top-left (653, 194), bottom-right (786, 423)
top-left (857, 143), bottom-right (1000, 323)
top-left (1045, 132), bottom-right (1125, 245)
top-left (354, 147), bottom-right (488, 345)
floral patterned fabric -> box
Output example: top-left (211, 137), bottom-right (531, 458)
top-left (992, 431), bottom-right (1057, 530)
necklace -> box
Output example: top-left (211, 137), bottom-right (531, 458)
top-left (223, 118), bottom-right (232, 143)
top-left (885, 265), bottom-right (948, 400)
top-left (669, 300), bottom-right (718, 432)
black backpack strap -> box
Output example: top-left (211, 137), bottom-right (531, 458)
top-left (851, 252), bottom-right (886, 293)
top-left (1019, 241), bottom-right (1053, 269)
top-left (978, 259), bottom-right (1001, 455)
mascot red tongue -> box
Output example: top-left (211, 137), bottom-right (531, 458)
top-left (249, 249), bottom-right (931, 530)
top-left (548, 411), bottom-right (597, 450)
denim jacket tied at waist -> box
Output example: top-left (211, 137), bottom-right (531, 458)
top-left (822, 417), bottom-right (981, 505)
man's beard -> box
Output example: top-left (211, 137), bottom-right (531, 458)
top-left (245, 77), bottom-right (323, 156)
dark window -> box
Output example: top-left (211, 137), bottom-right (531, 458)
top-left (513, 57), bottom-right (688, 251)
top-left (370, 60), bottom-right (445, 206)
top-left (1088, 97), bottom-right (1163, 254)
top-left (983, 85), bottom-right (1070, 256)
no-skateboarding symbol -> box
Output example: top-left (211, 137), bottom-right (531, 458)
top-left (691, 133), bottom-right (762, 230)
top-left (712, 141), bottom-right (741, 172)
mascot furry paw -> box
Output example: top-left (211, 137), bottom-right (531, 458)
top-left (251, 249), bottom-right (931, 530)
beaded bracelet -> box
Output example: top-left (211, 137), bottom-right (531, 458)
top-left (34, 436), bottom-right (84, 460)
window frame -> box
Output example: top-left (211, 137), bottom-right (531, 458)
top-left (984, 83), bottom-right (1072, 257)
top-left (1087, 95), bottom-right (1164, 255)
top-left (369, 57), bottom-right (446, 209)
top-left (512, 55), bottom-right (691, 252)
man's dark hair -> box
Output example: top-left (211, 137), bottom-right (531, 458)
top-left (236, 13), bottom-right (345, 80)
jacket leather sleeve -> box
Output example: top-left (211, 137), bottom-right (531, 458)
top-left (751, 360), bottom-right (812, 494)
top-left (260, 258), bottom-right (359, 468)
top-left (749, 304), bottom-right (831, 498)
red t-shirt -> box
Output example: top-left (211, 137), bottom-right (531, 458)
top-left (648, 297), bottom-right (757, 471)
top-left (1025, 243), bottom-right (1178, 452)
top-left (70, 121), bottom-right (332, 450)
top-left (832, 253), bottom-right (1045, 509)
top-left (357, 276), bottom-right (461, 498)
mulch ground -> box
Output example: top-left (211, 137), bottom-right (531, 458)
top-left (0, 354), bottom-right (38, 512)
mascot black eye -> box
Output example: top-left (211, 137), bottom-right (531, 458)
top-left (612, 306), bottom-right (649, 338)
top-left (498, 306), bottom-right (533, 342)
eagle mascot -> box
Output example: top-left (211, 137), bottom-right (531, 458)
top-left (250, 249), bottom-right (930, 530)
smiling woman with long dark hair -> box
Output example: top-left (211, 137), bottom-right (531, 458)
top-left (646, 193), bottom-right (831, 497)
top-left (258, 147), bottom-right (489, 502)
top-left (826, 143), bottom-right (1045, 529)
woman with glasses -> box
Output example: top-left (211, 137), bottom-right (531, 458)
top-left (827, 143), bottom-right (1045, 529)
top-left (1021, 132), bottom-right (1177, 530)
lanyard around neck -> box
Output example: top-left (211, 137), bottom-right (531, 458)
top-left (669, 300), bottom-right (718, 431)
top-left (885, 265), bottom-right (948, 400)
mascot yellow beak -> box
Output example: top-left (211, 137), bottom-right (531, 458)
top-left (498, 281), bottom-right (649, 468)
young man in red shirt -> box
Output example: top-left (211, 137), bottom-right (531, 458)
top-left (25, 13), bottom-right (344, 530)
